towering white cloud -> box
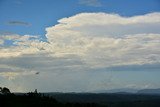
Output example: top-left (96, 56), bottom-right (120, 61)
top-left (0, 12), bottom-right (160, 92)
top-left (45, 12), bottom-right (160, 67)
top-left (1, 12), bottom-right (160, 67)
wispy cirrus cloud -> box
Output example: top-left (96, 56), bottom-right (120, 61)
top-left (6, 21), bottom-right (31, 26)
top-left (0, 30), bottom-right (16, 35)
top-left (14, 0), bottom-right (23, 5)
top-left (79, 0), bottom-right (102, 7)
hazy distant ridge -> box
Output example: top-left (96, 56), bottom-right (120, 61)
top-left (137, 88), bottom-right (160, 94)
top-left (91, 88), bottom-right (160, 94)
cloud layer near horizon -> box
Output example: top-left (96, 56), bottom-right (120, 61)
top-left (0, 12), bottom-right (160, 92)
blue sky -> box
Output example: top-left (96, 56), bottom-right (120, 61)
top-left (0, 0), bottom-right (160, 92)
top-left (0, 0), bottom-right (160, 36)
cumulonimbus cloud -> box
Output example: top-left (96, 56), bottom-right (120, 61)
top-left (1, 12), bottom-right (160, 67)
top-left (45, 12), bottom-right (160, 67)
top-left (0, 12), bottom-right (160, 91)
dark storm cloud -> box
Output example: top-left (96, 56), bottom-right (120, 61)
top-left (95, 64), bottom-right (160, 72)
top-left (0, 53), bottom-right (87, 73)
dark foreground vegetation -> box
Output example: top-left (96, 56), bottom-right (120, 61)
top-left (1, 87), bottom-right (160, 107)
top-left (1, 93), bottom-right (160, 107)
top-left (47, 93), bottom-right (160, 107)
top-left (0, 93), bottom-right (102, 107)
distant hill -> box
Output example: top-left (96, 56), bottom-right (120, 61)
top-left (91, 88), bottom-right (138, 93)
top-left (91, 88), bottom-right (160, 95)
top-left (137, 88), bottom-right (160, 94)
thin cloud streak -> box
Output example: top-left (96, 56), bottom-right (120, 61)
top-left (6, 21), bottom-right (31, 26)
top-left (79, 0), bottom-right (102, 7)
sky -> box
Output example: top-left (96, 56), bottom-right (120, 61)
top-left (0, 0), bottom-right (160, 92)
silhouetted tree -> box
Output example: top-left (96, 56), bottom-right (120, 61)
top-left (34, 89), bottom-right (37, 93)
top-left (0, 87), bottom-right (2, 94)
top-left (0, 87), bottom-right (10, 94)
